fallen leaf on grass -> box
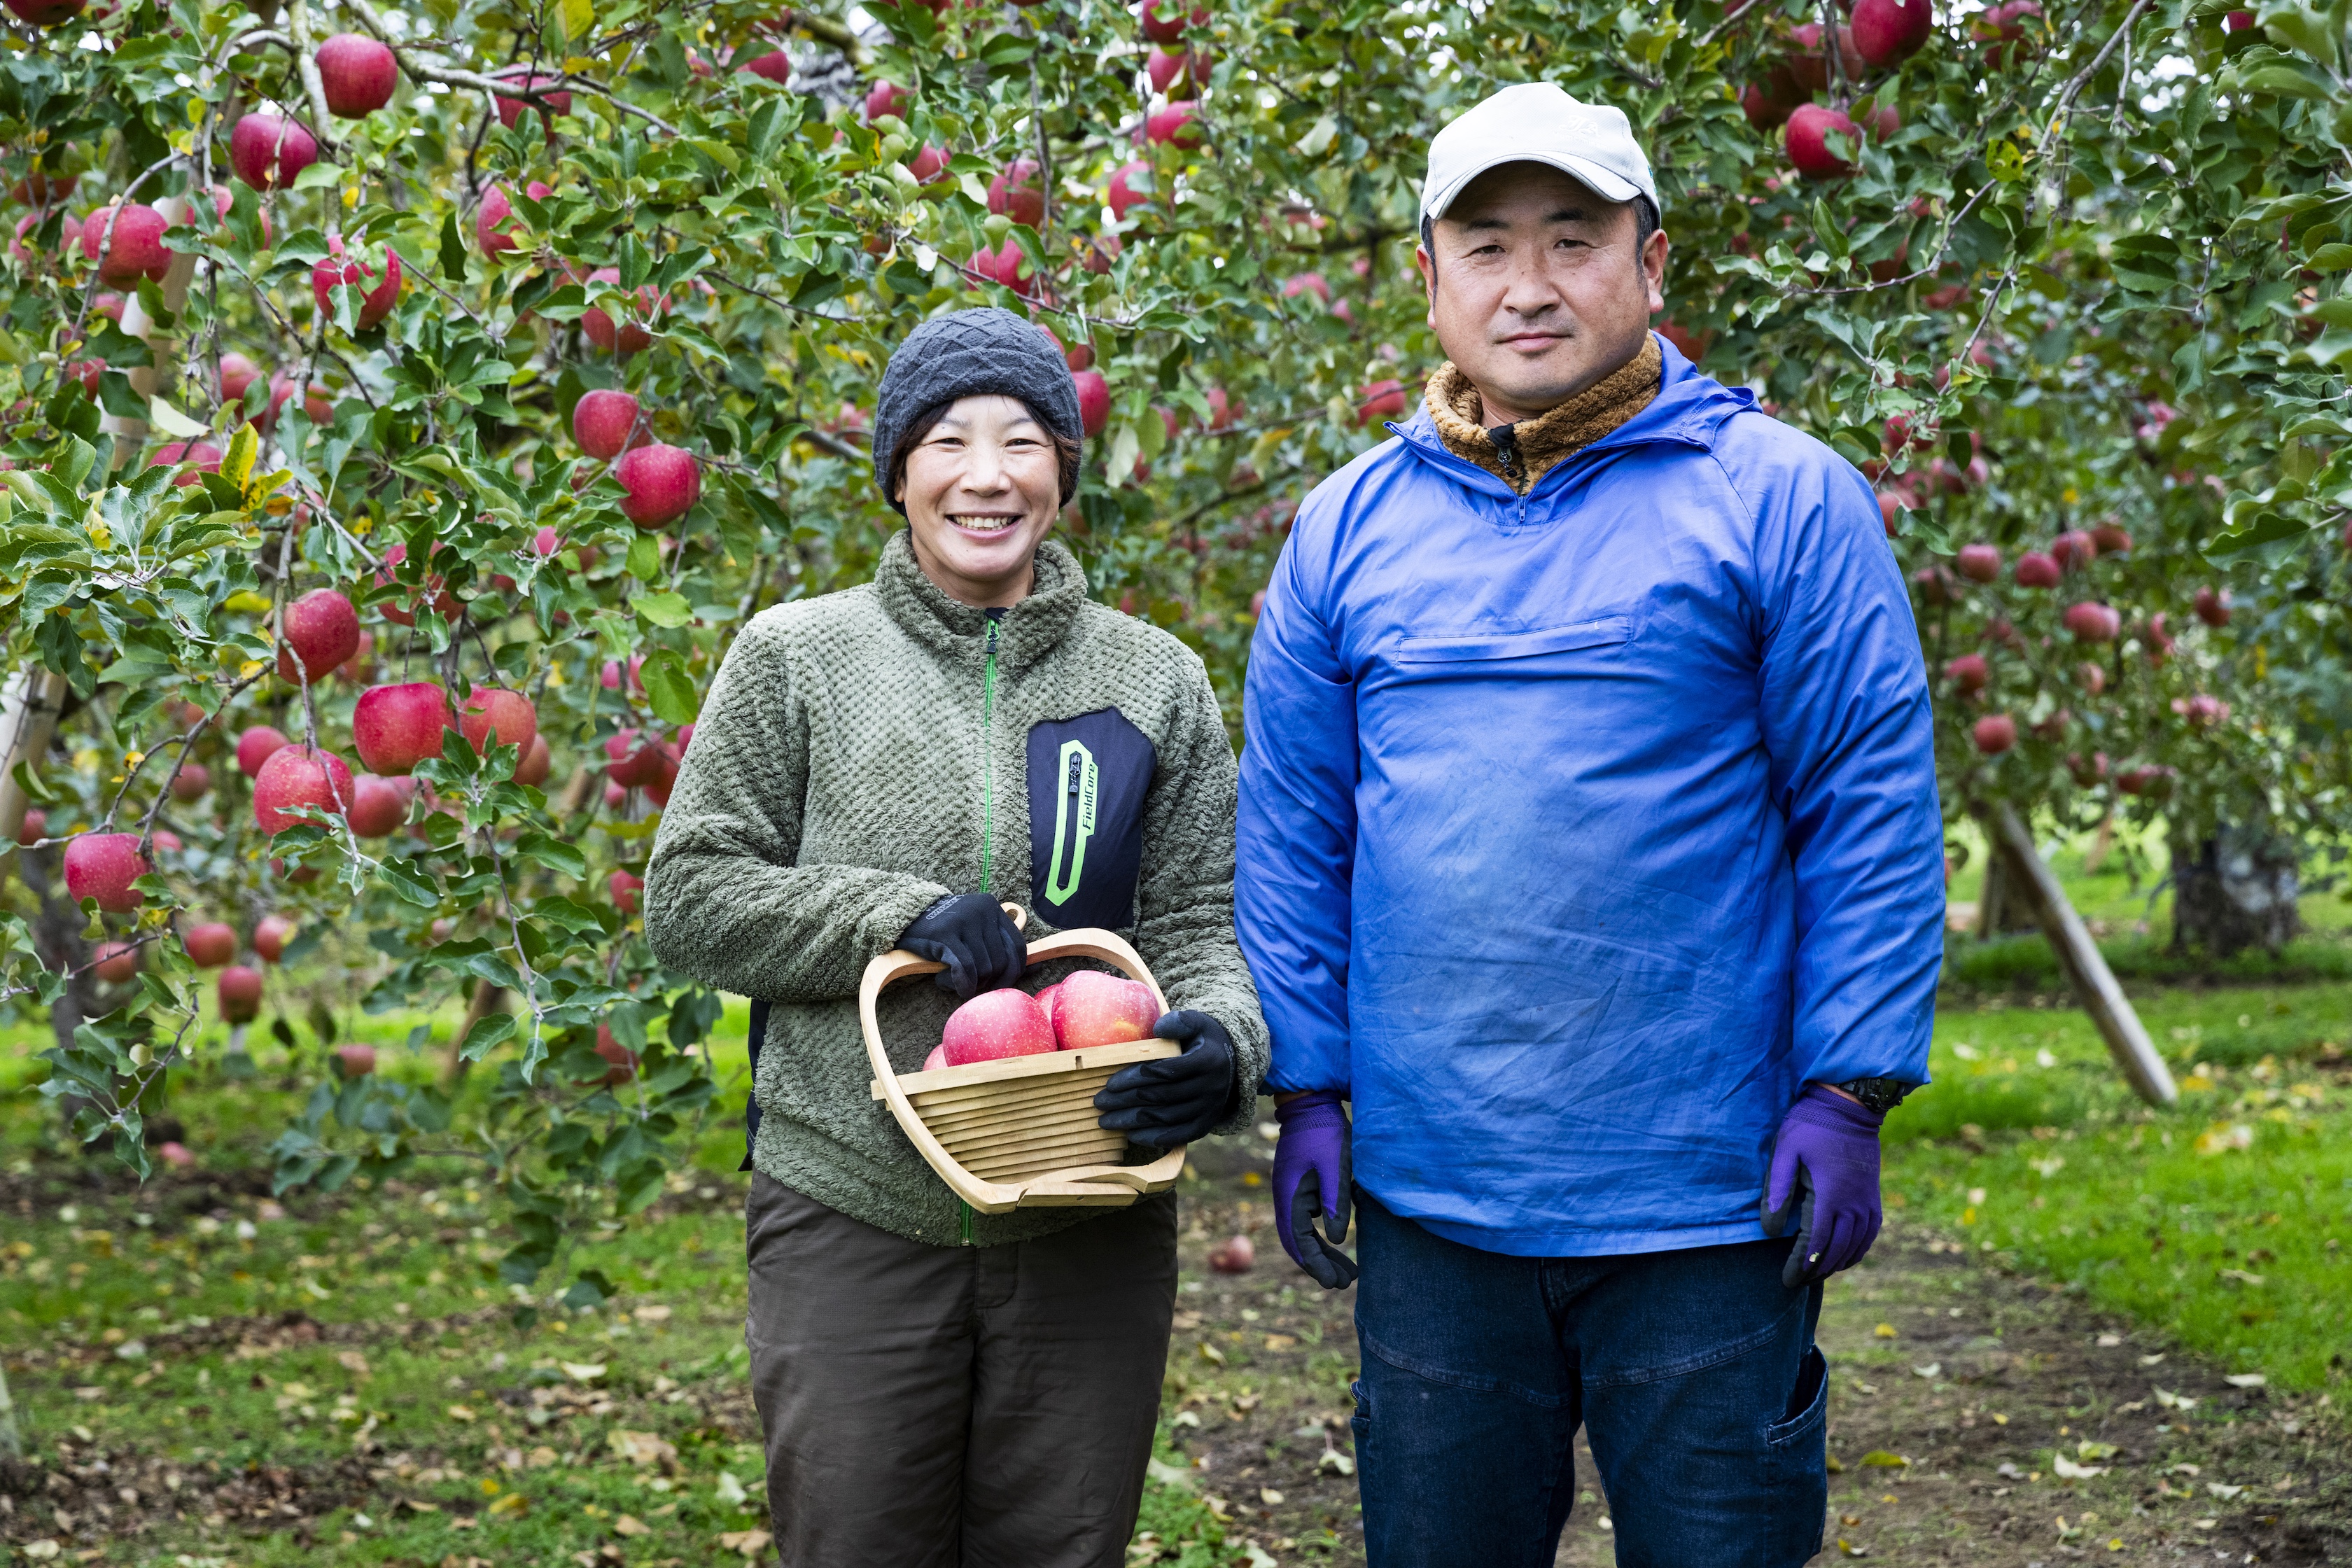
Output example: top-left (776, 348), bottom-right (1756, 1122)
top-left (1872, 1324), bottom-right (1898, 1339)
top-left (1259, 1488), bottom-right (1284, 1505)
top-left (1836, 1541), bottom-right (1869, 1559)
top-left (613, 1514), bottom-right (650, 1537)
top-left (2220, 1268), bottom-right (2265, 1287)
top-left (446, 1405), bottom-right (476, 1422)
top-left (1911, 1363), bottom-right (1940, 1379)
top-left (562, 1362), bottom-right (608, 1383)
top-left (1196, 1342), bottom-right (1226, 1366)
top-left (2208, 1483), bottom-right (2245, 1500)
top-left (1170, 1410), bottom-right (1200, 1428)
top-left (1147, 1457), bottom-right (1197, 1492)
top-left (633, 1304), bottom-right (672, 1323)
top-left (1317, 1448), bottom-right (1354, 1477)
top-left (486, 1492), bottom-right (528, 1516)
top-left (2076, 1440), bottom-right (2118, 1461)
top-left (713, 1473), bottom-right (750, 1509)
top-left (20, 1543), bottom-right (59, 1561)
top-left (717, 1532), bottom-right (772, 1558)
top-left (1858, 1452), bottom-right (1910, 1469)
top-left (405, 1499), bottom-right (441, 1513)
top-left (2154, 1387), bottom-right (2197, 1410)
top-left (2052, 1455), bottom-right (2106, 1480)
top-left (608, 1429), bottom-right (678, 1469)
top-left (339, 1350), bottom-right (370, 1376)
top-left (2224, 1373), bottom-right (2267, 1388)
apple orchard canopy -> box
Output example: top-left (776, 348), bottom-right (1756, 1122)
top-left (1419, 82), bottom-right (1660, 223)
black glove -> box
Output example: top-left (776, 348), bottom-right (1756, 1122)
top-left (1093, 1009), bottom-right (1239, 1149)
top-left (897, 892), bottom-right (1027, 1001)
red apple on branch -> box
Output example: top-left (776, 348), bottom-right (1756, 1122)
top-left (1357, 379), bottom-right (1407, 426)
top-left (312, 236), bottom-right (403, 329)
top-left (943, 988), bottom-right (1056, 1065)
top-left (253, 914), bottom-right (295, 963)
top-left (987, 158), bottom-right (1045, 228)
top-left (218, 965), bottom-right (264, 1023)
top-left (229, 113), bottom-right (318, 190)
top-left (1851, 0), bottom-right (1933, 64)
top-left (492, 70), bottom-right (571, 130)
top-left (78, 202), bottom-right (172, 284)
top-left (2013, 552), bottom-right (2061, 589)
top-left (276, 588), bottom-right (361, 684)
top-left (184, 922), bottom-right (238, 968)
top-left (593, 1023), bottom-right (640, 1085)
top-left (1140, 0), bottom-right (1208, 42)
top-left (333, 1042), bottom-right (377, 1077)
top-left (2090, 522), bottom-right (2132, 555)
top-left (346, 773), bottom-right (409, 838)
top-left (316, 33), bottom-right (398, 116)
top-left (1145, 103), bottom-right (1203, 149)
top-left (218, 351), bottom-right (262, 407)
top-left (237, 724), bottom-right (290, 778)
top-left (1955, 543), bottom-right (2001, 582)
top-left (2192, 586), bottom-right (2231, 626)
top-left (1972, 714), bottom-right (2017, 755)
top-left (92, 940), bottom-right (141, 984)
top-left (252, 744), bottom-right (354, 834)
top-left (1107, 161), bottom-right (1155, 220)
top-left (572, 388), bottom-right (644, 459)
top-left (514, 734), bottom-right (554, 788)
top-left (864, 80), bottom-right (909, 122)
top-left (609, 869), bottom-right (643, 914)
top-left (170, 763), bottom-right (211, 802)
top-left (615, 443), bottom-right (702, 528)
top-left (475, 179), bottom-right (552, 254)
top-left (353, 682), bottom-right (454, 776)
top-left (582, 267), bottom-right (665, 354)
top-left (460, 688), bottom-right (538, 755)
top-left (4, 0), bottom-right (86, 26)
top-left (1944, 653), bottom-right (1988, 692)
top-left (64, 832), bottom-right (148, 911)
top-left (2050, 529), bottom-right (2098, 570)
top-left (2063, 601), bottom-right (2121, 643)
top-left (1072, 369), bottom-right (1111, 438)
top-left (605, 728), bottom-right (666, 787)
top-left (1786, 104), bottom-right (1860, 180)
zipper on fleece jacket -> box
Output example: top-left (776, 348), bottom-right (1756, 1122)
top-left (962, 610), bottom-right (1007, 1249)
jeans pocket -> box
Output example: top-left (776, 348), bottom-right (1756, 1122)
top-left (1761, 1345), bottom-right (1828, 1483)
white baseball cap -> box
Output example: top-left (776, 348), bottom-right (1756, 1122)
top-left (1420, 83), bottom-right (1660, 225)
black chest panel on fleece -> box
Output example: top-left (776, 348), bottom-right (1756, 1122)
top-left (1026, 707), bottom-right (1156, 932)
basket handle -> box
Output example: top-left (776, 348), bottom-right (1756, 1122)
top-left (1001, 902), bottom-right (1026, 929)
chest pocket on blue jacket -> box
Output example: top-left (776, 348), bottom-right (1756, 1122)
top-left (1028, 708), bottom-right (1156, 931)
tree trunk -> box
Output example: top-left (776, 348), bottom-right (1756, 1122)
top-left (2171, 829), bottom-right (2301, 957)
top-left (1984, 802), bottom-right (2176, 1107)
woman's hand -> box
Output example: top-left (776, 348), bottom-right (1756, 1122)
top-left (1093, 1010), bottom-right (1238, 1149)
top-left (896, 893), bottom-right (1027, 1000)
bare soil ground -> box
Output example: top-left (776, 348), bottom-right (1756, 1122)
top-left (1173, 1144), bottom-right (2352, 1567)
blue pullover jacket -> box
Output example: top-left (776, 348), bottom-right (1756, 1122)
top-left (1235, 335), bottom-right (1945, 1259)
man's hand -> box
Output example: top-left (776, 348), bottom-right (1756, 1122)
top-left (1761, 1082), bottom-right (1884, 1289)
top-left (1093, 1010), bottom-right (1238, 1149)
top-left (896, 892), bottom-right (1026, 1000)
top-left (1273, 1091), bottom-right (1358, 1290)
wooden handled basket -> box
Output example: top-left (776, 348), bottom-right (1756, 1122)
top-left (862, 906), bottom-right (1186, 1214)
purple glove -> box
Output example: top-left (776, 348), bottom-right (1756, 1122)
top-left (1762, 1084), bottom-right (1884, 1289)
top-left (1272, 1091), bottom-right (1357, 1289)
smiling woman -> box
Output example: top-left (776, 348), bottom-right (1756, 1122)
top-left (891, 393), bottom-right (1083, 609)
top-left (639, 307), bottom-right (1270, 1566)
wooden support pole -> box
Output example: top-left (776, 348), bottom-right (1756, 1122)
top-left (1985, 801), bottom-right (2176, 1107)
top-left (0, 667), bottom-right (69, 892)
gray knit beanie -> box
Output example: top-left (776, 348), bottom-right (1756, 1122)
top-left (872, 307), bottom-right (1085, 512)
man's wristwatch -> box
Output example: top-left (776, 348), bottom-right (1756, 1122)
top-left (1836, 1077), bottom-right (1913, 1115)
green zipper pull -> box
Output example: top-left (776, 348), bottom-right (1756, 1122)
top-left (980, 615), bottom-right (1000, 895)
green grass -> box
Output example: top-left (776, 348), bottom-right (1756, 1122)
top-left (1884, 981), bottom-right (2352, 1390)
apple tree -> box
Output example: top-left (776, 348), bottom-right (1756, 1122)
top-left (2, 0), bottom-right (2348, 1301)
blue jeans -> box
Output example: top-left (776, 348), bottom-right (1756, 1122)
top-left (1352, 1192), bottom-right (1829, 1568)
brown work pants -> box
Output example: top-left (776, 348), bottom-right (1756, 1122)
top-left (743, 1173), bottom-right (1179, 1568)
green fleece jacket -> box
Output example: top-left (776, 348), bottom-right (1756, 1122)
top-left (643, 531), bottom-right (1268, 1247)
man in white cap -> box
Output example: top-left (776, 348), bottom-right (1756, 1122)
top-left (1234, 82), bottom-right (1945, 1564)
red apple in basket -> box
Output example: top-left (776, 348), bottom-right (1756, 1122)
top-left (1051, 970), bottom-right (1159, 1050)
top-left (1035, 980), bottom-right (1065, 1032)
top-left (941, 988), bottom-right (1055, 1066)
top-left (922, 1044), bottom-right (949, 1072)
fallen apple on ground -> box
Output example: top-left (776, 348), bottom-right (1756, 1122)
top-left (1208, 1234), bottom-right (1255, 1273)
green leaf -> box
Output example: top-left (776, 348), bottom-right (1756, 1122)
top-left (2305, 243), bottom-right (2352, 271)
top-left (640, 648), bottom-right (699, 721)
top-left (634, 589), bottom-right (693, 628)
top-left (292, 160), bottom-right (346, 191)
top-left (458, 1010), bottom-right (517, 1063)
top-left (440, 211), bottom-right (470, 283)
